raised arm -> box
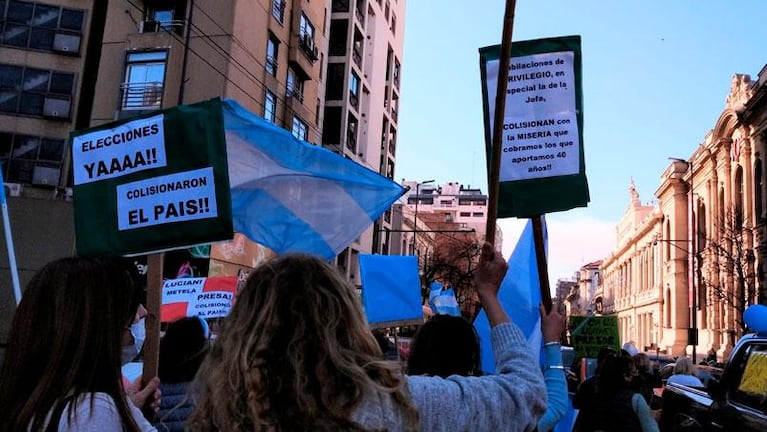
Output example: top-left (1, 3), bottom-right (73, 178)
top-left (407, 243), bottom-right (546, 432)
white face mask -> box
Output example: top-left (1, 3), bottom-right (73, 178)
top-left (130, 317), bottom-right (146, 357)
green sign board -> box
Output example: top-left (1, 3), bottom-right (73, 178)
top-left (569, 315), bottom-right (620, 359)
top-left (71, 98), bottom-right (233, 256)
top-left (480, 35), bottom-right (589, 218)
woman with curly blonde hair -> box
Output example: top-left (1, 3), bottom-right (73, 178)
top-left (188, 243), bottom-right (545, 431)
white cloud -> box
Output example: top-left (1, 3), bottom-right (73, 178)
top-left (497, 214), bottom-right (616, 291)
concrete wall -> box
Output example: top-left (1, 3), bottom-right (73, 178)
top-left (0, 196), bottom-right (75, 346)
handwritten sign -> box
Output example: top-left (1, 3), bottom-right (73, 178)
top-left (738, 349), bottom-right (767, 395)
top-left (569, 315), bottom-right (620, 359)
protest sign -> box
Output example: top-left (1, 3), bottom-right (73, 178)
top-left (480, 36), bottom-right (589, 217)
top-left (71, 98), bottom-right (232, 256)
top-left (569, 315), bottom-right (620, 359)
top-left (161, 276), bottom-right (237, 322)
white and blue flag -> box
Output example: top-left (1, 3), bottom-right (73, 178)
top-left (222, 99), bottom-right (405, 260)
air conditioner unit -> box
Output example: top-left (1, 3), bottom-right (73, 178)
top-left (43, 97), bottom-right (71, 119)
top-left (52, 33), bottom-right (81, 54)
top-left (32, 166), bottom-right (61, 187)
top-left (5, 183), bottom-right (22, 197)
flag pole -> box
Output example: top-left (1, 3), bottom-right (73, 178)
top-left (485, 0), bottom-right (517, 246)
top-left (532, 215), bottom-right (553, 313)
top-left (0, 169), bottom-right (21, 305)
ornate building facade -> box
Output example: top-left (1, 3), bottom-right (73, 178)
top-left (602, 69), bottom-right (767, 360)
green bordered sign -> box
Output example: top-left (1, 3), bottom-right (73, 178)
top-left (480, 35), bottom-right (589, 218)
top-left (71, 98), bottom-right (233, 256)
top-left (569, 315), bottom-right (620, 359)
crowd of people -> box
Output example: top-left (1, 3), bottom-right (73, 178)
top-left (0, 242), bottom-right (702, 431)
top-left (0, 244), bottom-right (546, 431)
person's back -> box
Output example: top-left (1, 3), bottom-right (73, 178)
top-left (0, 257), bottom-right (159, 432)
top-left (591, 352), bottom-right (658, 432)
top-left (154, 317), bottom-right (210, 432)
top-left (187, 245), bottom-right (546, 432)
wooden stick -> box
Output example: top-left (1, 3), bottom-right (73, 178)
top-left (485, 0), bottom-right (518, 246)
top-left (532, 216), bottom-right (553, 313)
top-left (142, 252), bottom-right (163, 417)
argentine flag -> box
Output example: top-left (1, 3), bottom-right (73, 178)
top-left (222, 99), bottom-right (405, 260)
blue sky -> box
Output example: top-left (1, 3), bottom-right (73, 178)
top-left (395, 1), bottom-right (767, 286)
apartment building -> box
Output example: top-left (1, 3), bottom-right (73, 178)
top-left (0, 0), bottom-right (93, 341)
top-left (323, 0), bottom-right (406, 280)
top-left (402, 180), bottom-right (491, 241)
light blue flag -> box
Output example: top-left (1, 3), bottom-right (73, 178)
top-left (359, 254), bottom-right (422, 324)
top-left (474, 218), bottom-right (545, 373)
top-left (222, 99), bottom-right (406, 260)
top-left (429, 284), bottom-right (461, 317)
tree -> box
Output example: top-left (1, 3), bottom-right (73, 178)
top-left (700, 206), bottom-right (757, 335)
top-left (420, 232), bottom-right (482, 318)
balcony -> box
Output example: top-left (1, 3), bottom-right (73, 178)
top-left (138, 19), bottom-right (185, 35)
top-left (120, 82), bottom-right (164, 111)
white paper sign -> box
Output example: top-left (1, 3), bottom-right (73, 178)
top-left (187, 290), bottom-right (234, 318)
top-left (116, 167), bottom-right (218, 231)
top-left (486, 51), bottom-right (580, 181)
top-left (72, 114), bottom-right (168, 185)
top-left (162, 277), bottom-right (206, 304)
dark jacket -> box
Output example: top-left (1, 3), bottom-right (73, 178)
top-left (154, 381), bottom-right (195, 432)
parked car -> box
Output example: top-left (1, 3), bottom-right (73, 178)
top-left (659, 362), bottom-right (723, 388)
top-left (661, 332), bottom-right (767, 431)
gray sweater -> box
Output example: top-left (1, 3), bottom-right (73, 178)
top-left (352, 322), bottom-right (547, 431)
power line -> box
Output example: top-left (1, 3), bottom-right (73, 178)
top-left (122, 0), bottom-right (379, 170)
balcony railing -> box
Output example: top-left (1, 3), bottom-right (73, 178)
top-left (352, 49), bottom-right (362, 67)
top-left (272, 0), bottom-right (286, 23)
top-left (120, 82), bottom-right (164, 110)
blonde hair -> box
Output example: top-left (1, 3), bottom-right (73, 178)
top-left (674, 357), bottom-right (695, 376)
top-left (188, 254), bottom-right (418, 431)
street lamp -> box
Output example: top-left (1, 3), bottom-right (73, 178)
top-left (412, 179), bottom-right (434, 257)
top-left (669, 156), bottom-right (698, 363)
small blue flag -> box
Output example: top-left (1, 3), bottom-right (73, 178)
top-left (222, 99), bottom-right (405, 260)
top-left (429, 283), bottom-right (461, 317)
top-left (359, 254), bottom-right (422, 324)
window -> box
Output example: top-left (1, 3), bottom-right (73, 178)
top-left (346, 114), bottom-right (358, 152)
top-left (390, 12), bottom-right (396, 34)
top-left (0, 131), bottom-right (64, 185)
top-left (265, 32), bottom-right (279, 76)
top-left (0, 63), bottom-right (74, 118)
top-left (121, 51), bottom-right (167, 110)
top-left (299, 12), bottom-right (315, 41)
top-left (264, 90), bottom-right (276, 123)
top-left (731, 344), bottom-right (767, 412)
top-left (393, 58), bottom-right (401, 88)
top-left (349, 71), bottom-right (360, 109)
top-left (291, 116), bottom-right (308, 141)
top-left (459, 212), bottom-right (471, 217)
top-left (272, 0), bottom-right (285, 23)
top-left (286, 67), bottom-right (304, 102)
top-left (473, 212), bottom-right (484, 217)
top-left (1, 1), bottom-right (84, 54)
top-left (298, 12), bottom-right (317, 61)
